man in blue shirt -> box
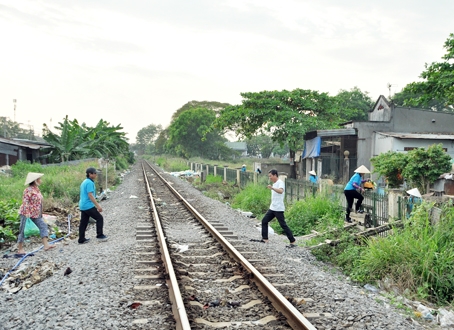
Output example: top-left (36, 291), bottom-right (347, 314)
top-left (78, 167), bottom-right (108, 244)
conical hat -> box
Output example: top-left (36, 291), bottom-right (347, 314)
top-left (24, 172), bottom-right (44, 185)
top-left (406, 188), bottom-right (422, 198)
top-left (354, 165), bottom-right (370, 173)
top-left (309, 170), bottom-right (316, 176)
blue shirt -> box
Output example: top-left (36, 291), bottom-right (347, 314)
top-left (345, 173), bottom-right (361, 190)
top-left (79, 178), bottom-right (96, 211)
top-left (309, 175), bottom-right (318, 184)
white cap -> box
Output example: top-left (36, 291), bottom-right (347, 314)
top-left (354, 165), bottom-right (370, 174)
top-left (406, 188), bottom-right (422, 198)
top-left (24, 172), bottom-right (44, 185)
top-left (309, 170), bottom-right (316, 176)
top-left (242, 164), bottom-right (246, 167)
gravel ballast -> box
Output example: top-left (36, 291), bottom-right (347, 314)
top-left (0, 162), bottom-right (434, 329)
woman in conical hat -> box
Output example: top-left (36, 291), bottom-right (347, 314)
top-left (17, 172), bottom-right (56, 255)
top-left (343, 165), bottom-right (370, 223)
top-left (406, 188), bottom-right (422, 198)
top-left (406, 188), bottom-right (422, 218)
top-left (309, 170), bottom-right (318, 184)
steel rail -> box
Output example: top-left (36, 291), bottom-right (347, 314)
top-left (145, 160), bottom-right (316, 330)
top-left (141, 163), bottom-right (191, 330)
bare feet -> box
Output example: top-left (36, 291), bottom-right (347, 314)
top-left (44, 245), bottom-right (56, 251)
top-left (17, 250), bottom-right (26, 254)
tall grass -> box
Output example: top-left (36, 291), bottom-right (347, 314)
top-left (280, 193), bottom-right (344, 236)
top-left (144, 155), bottom-right (188, 172)
top-left (350, 202), bottom-right (454, 304)
top-left (231, 183), bottom-right (270, 218)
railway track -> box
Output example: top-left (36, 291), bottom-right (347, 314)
top-left (131, 160), bottom-right (317, 329)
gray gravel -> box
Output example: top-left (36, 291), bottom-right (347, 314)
top-left (0, 162), bottom-right (434, 329)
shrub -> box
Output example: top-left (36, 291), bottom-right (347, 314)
top-left (280, 193), bottom-right (343, 236)
top-left (231, 183), bottom-right (270, 218)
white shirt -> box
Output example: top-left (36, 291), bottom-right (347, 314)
top-left (270, 179), bottom-right (285, 211)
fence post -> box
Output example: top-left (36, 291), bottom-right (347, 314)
top-left (254, 172), bottom-right (257, 185)
top-left (297, 181), bottom-right (300, 201)
top-left (305, 158), bottom-right (311, 180)
top-left (343, 150), bottom-right (350, 183)
top-left (236, 169), bottom-right (241, 186)
top-left (224, 165), bottom-right (228, 182)
top-left (214, 164), bottom-right (217, 176)
top-left (372, 192), bottom-right (377, 227)
top-left (387, 189), bottom-right (401, 220)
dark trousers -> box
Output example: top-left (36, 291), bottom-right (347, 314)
top-left (79, 207), bottom-right (104, 243)
top-left (261, 209), bottom-right (295, 243)
top-left (344, 189), bottom-right (364, 218)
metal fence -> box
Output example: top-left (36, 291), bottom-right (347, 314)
top-left (208, 165), bottom-right (214, 176)
top-left (286, 179), bottom-right (318, 201)
top-left (225, 168), bottom-right (237, 183)
top-left (239, 171), bottom-right (254, 188)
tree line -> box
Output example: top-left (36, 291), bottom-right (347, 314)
top-left (132, 86), bottom-right (375, 162)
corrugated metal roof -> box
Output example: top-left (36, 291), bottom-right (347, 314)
top-left (378, 132), bottom-right (454, 140)
top-left (225, 141), bottom-right (247, 150)
top-left (0, 137), bottom-right (43, 149)
top-left (316, 128), bottom-right (356, 137)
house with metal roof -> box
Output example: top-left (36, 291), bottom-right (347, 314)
top-left (302, 95), bottom-right (454, 182)
top-left (225, 141), bottom-right (248, 157)
top-left (0, 137), bottom-right (52, 166)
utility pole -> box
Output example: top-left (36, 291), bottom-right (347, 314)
top-left (13, 99), bottom-right (17, 122)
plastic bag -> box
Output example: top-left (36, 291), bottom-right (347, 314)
top-left (24, 217), bottom-right (40, 238)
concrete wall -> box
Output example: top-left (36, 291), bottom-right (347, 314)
top-left (260, 163), bottom-right (291, 176)
top-left (392, 108), bottom-right (454, 133)
top-left (392, 138), bottom-right (454, 158)
top-left (369, 97), bottom-right (392, 121)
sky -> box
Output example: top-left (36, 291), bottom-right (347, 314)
top-left (1, 0), bottom-right (454, 143)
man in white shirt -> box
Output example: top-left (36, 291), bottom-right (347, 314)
top-left (252, 169), bottom-right (296, 248)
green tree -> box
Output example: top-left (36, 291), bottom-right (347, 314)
top-left (0, 117), bottom-right (34, 139)
top-left (333, 87), bottom-right (374, 121)
top-left (42, 116), bottom-right (129, 162)
top-left (371, 151), bottom-right (408, 187)
top-left (392, 86), bottom-right (447, 111)
top-left (399, 33), bottom-right (454, 111)
top-left (171, 101), bottom-right (231, 122)
top-left (42, 116), bottom-right (91, 162)
top-left (167, 108), bottom-right (230, 159)
top-left (154, 129), bottom-right (169, 155)
top-left (135, 124), bottom-right (162, 155)
top-left (245, 134), bottom-right (276, 158)
top-left (402, 144), bottom-right (451, 193)
top-left (213, 89), bottom-right (340, 178)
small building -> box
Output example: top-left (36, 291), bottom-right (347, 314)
top-left (302, 96), bottom-right (454, 182)
top-left (0, 137), bottom-right (52, 166)
top-left (225, 141), bottom-right (248, 157)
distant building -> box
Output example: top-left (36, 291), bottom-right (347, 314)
top-left (302, 95), bottom-right (454, 181)
top-left (225, 141), bottom-right (248, 157)
top-left (0, 137), bottom-right (52, 166)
